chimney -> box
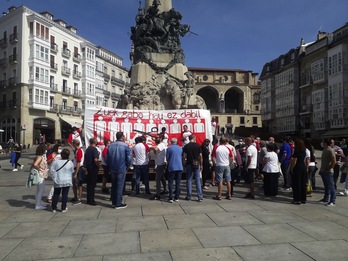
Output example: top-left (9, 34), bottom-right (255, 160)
top-left (317, 31), bottom-right (328, 40)
top-left (8, 6), bottom-right (17, 12)
top-left (66, 25), bottom-right (77, 33)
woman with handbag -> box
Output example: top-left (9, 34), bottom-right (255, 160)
top-left (31, 144), bottom-right (49, 210)
top-left (50, 149), bottom-right (74, 212)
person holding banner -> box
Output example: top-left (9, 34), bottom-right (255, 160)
top-left (181, 125), bottom-right (192, 146)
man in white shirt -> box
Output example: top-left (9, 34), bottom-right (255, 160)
top-left (244, 137), bottom-right (258, 199)
top-left (150, 134), bottom-right (167, 200)
top-left (212, 136), bottom-right (233, 200)
top-left (132, 136), bottom-right (151, 195)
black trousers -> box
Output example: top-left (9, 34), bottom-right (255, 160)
top-left (263, 172), bottom-right (279, 196)
top-left (292, 169), bottom-right (307, 202)
top-left (86, 167), bottom-right (99, 203)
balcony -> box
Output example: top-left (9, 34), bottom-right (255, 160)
top-left (73, 53), bottom-right (82, 63)
top-left (103, 90), bottom-right (110, 97)
top-left (9, 77), bottom-right (17, 86)
top-left (103, 73), bottom-right (110, 81)
top-left (0, 101), bottom-right (6, 109)
top-left (61, 48), bottom-right (71, 58)
top-left (49, 104), bottom-right (59, 112)
top-left (9, 54), bottom-right (18, 64)
top-left (0, 38), bottom-right (7, 48)
top-left (0, 80), bottom-right (7, 89)
top-left (9, 33), bottom-right (18, 44)
top-left (59, 105), bottom-right (73, 114)
top-left (8, 99), bottom-right (17, 109)
top-left (73, 71), bottom-right (82, 79)
top-left (0, 58), bottom-right (7, 67)
top-left (50, 83), bottom-right (58, 92)
top-left (50, 43), bottom-right (58, 53)
top-left (61, 87), bottom-right (71, 95)
top-left (299, 104), bottom-right (313, 115)
top-left (61, 66), bottom-right (71, 76)
top-left (72, 89), bottom-right (81, 97)
top-left (72, 108), bottom-right (82, 115)
top-left (111, 92), bottom-right (120, 100)
top-left (50, 62), bottom-right (58, 71)
top-left (111, 76), bottom-right (125, 85)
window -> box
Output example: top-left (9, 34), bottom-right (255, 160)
top-left (34, 88), bottom-right (48, 104)
top-left (74, 101), bottom-right (78, 112)
top-left (253, 117), bottom-right (258, 125)
top-left (103, 99), bottom-right (108, 107)
top-left (328, 53), bottom-right (342, 75)
top-left (311, 59), bottom-right (325, 83)
top-left (35, 22), bottom-right (49, 40)
top-left (240, 117), bottom-right (245, 125)
top-left (62, 99), bottom-right (67, 110)
top-left (34, 66), bottom-right (48, 83)
top-left (50, 97), bottom-right (54, 108)
top-left (227, 116), bottom-right (232, 123)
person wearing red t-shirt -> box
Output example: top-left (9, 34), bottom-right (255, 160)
top-left (71, 139), bottom-right (84, 205)
top-left (67, 127), bottom-right (82, 149)
top-left (210, 137), bottom-right (219, 186)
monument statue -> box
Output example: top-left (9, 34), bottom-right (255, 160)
top-left (120, 0), bottom-right (206, 110)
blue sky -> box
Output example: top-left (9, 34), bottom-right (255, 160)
top-left (2, 0), bottom-right (348, 75)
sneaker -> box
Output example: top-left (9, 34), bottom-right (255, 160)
top-left (326, 202), bottom-right (335, 207)
top-left (115, 204), bottom-right (128, 209)
top-left (168, 199), bottom-right (174, 203)
top-left (140, 184), bottom-right (145, 189)
top-left (52, 209), bottom-right (57, 213)
top-left (203, 186), bottom-right (209, 190)
top-left (319, 198), bottom-right (329, 203)
top-left (150, 195), bottom-right (160, 200)
top-left (12, 169), bottom-right (18, 172)
top-left (70, 198), bottom-right (78, 203)
top-left (62, 208), bottom-right (68, 213)
top-left (47, 199), bottom-right (52, 204)
top-left (198, 198), bottom-right (203, 202)
top-left (284, 187), bottom-right (291, 191)
top-left (20, 165), bottom-right (24, 170)
top-left (72, 199), bottom-right (82, 205)
top-left (35, 205), bottom-right (47, 210)
top-left (174, 198), bottom-right (179, 202)
top-left (184, 196), bottom-right (191, 201)
top-left (87, 201), bottom-right (97, 206)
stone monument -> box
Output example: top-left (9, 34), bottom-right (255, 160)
top-left (119, 0), bottom-right (204, 110)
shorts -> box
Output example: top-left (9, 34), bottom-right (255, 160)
top-left (76, 167), bottom-right (85, 186)
top-left (245, 168), bottom-right (256, 184)
top-left (215, 165), bottom-right (231, 183)
top-left (211, 164), bottom-right (216, 172)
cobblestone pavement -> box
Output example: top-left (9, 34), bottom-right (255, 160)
top-left (0, 151), bottom-right (348, 261)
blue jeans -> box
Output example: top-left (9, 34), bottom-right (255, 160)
top-left (168, 171), bottom-right (182, 200)
top-left (320, 171), bottom-right (336, 203)
top-left (281, 162), bottom-right (291, 188)
top-left (52, 186), bottom-right (70, 211)
top-left (135, 165), bottom-right (150, 194)
top-left (111, 170), bottom-right (126, 207)
top-left (185, 165), bottom-right (203, 200)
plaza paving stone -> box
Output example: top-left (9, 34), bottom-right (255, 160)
top-left (1, 153), bottom-right (348, 260)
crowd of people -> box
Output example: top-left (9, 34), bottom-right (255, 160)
top-left (28, 126), bottom-right (348, 211)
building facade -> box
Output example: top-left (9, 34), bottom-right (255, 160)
top-left (261, 23), bottom-right (348, 140)
top-left (189, 67), bottom-right (262, 134)
top-left (0, 6), bottom-right (128, 145)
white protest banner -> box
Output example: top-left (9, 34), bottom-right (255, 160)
top-left (84, 107), bottom-right (213, 147)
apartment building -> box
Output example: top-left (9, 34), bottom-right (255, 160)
top-left (260, 22), bottom-right (348, 140)
top-left (0, 6), bottom-right (128, 145)
top-left (189, 67), bottom-right (262, 134)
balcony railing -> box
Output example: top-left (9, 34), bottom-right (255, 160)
top-left (111, 76), bottom-right (125, 85)
top-left (59, 105), bottom-right (73, 113)
top-left (73, 53), bottom-right (82, 62)
top-left (9, 54), bottom-right (18, 64)
top-left (49, 104), bottom-right (59, 112)
top-left (72, 89), bottom-right (81, 97)
top-left (9, 77), bottom-right (17, 86)
top-left (103, 73), bottom-right (110, 80)
top-left (0, 58), bottom-right (7, 67)
top-left (103, 90), bottom-right (111, 97)
top-left (62, 87), bottom-right (71, 95)
top-left (61, 48), bottom-right (71, 58)
top-left (61, 66), bottom-right (71, 76)
top-left (72, 108), bottom-right (82, 115)
top-left (9, 33), bottom-right (18, 44)
top-left (0, 80), bottom-right (7, 88)
top-left (50, 83), bottom-right (58, 92)
top-left (51, 43), bottom-right (58, 53)
top-left (0, 38), bottom-right (7, 48)
top-left (73, 71), bottom-right (82, 79)
top-left (111, 93), bottom-right (120, 100)
top-left (50, 62), bottom-right (58, 71)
